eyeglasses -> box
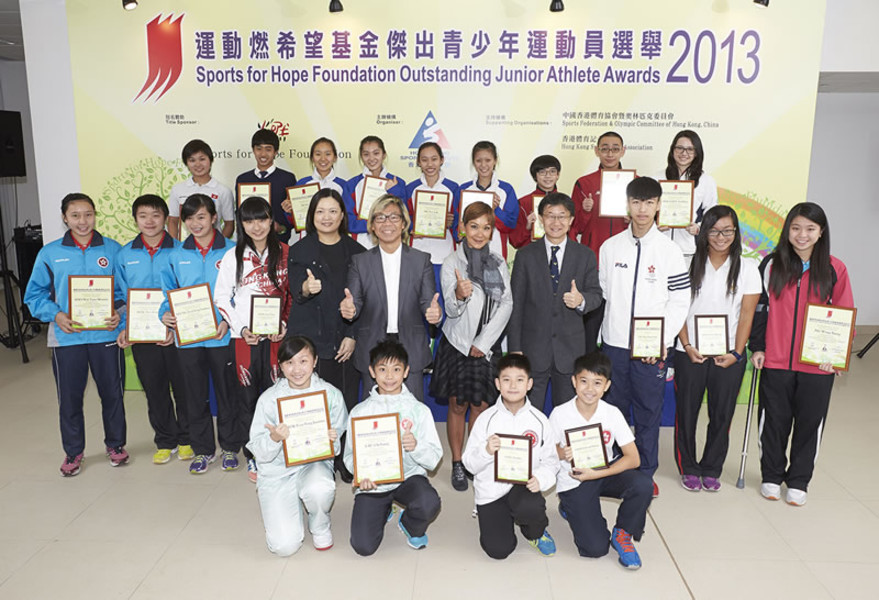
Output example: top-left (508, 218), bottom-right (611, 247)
top-left (598, 146), bottom-right (623, 154)
top-left (542, 213), bottom-right (571, 222)
top-left (707, 228), bottom-right (736, 238)
top-left (536, 168), bottom-right (559, 176)
top-left (674, 146), bottom-right (696, 155)
top-left (373, 213), bottom-right (403, 224)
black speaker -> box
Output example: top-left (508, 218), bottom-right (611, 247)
top-left (0, 111), bottom-right (26, 177)
top-left (13, 224), bottom-right (42, 305)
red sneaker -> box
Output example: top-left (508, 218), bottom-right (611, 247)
top-left (106, 446), bottom-right (130, 467)
top-left (60, 453), bottom-right (83, 477)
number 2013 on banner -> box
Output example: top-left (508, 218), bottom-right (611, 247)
top-left (666, 30), bottom-right (760, 85)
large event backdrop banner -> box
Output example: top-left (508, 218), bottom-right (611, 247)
top-left (65, 0), bottom-right (825, 258)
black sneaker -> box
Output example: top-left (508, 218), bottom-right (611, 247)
top-left (335, 455), bottom-right (354, 484)
top-left (451, 460), bottom-right (468, 491)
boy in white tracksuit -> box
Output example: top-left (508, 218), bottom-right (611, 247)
top-left (598, 177), bottom-right (690, 490)
top-left (343, 339), bottom-right (443, 556)
top-left (247, 336), bottom-right (348, 556)
top-left (463, 354), bottom-right (560, 559)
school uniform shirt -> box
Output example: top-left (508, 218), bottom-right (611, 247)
top-left (462, 398), bottom-right (559, 506)
top-left (25, 231), bottom-right (125, 347)
top-left (571, 167), bottom-right (629, 262)
top-left (343, 384), bottom-right (443, 495)
top-left (749, 255), bottom-right (853, 375)
top-left (654, 170), bottom-right (718, 256)
top-left (168, 177), bottom-right (235, 240)
top-left (405, 172), bottom-right (460, 264)
top-left (213, 243), bottom-right (291, 338)
top-left (598, 223), bottom-right (690, 349)
top-left (159, 230), bottom-right (232, 348)
top-left (246, 374), bottom-right (348, 480)
top-left (459, 174), bottom-right (519, 259)
top-left (347, 167), bottom-right (408, 247)
top-left (549, 398), bottom-right (635, 494)
top-left (675, 256), bottom-right (761, 353)
top-left (236, 165), bottom-right (298, 233)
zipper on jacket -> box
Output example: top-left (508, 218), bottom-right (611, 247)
top-left (628, 239), bottom-right (642, 343)
top-left (788, 276), bottom-right (802, 370)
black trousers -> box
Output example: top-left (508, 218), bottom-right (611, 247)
top-left (583, 298), bottom-right (605, 354)
top-left (558, 470), bottom-right (653, 558)
top-left (673, 351), bottom-right (746, 478)
top-left (178, 345), bottom-right (242, 457)
top-left (531, 364), bottom-right (575, 411)
top-left (131, 343), bottom-right (189, 449)
top-left (349, 475), bottom-right (441, 556)
top-left (758, 367), bottom-right (834, 492)
top-left (317, 356), bottom-right (360, 412)
top-left (476, 485), bottom-right (548, 560)
top-left (234, 339), bottom-right (274, 460)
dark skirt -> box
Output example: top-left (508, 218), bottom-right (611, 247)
top-left (429, 335), bottom-right (500, 407)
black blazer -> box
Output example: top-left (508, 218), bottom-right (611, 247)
top-left (287, 234), bottom-right (366, 359)
top-left (508, 239), bottom-right (602, 373)
top-left (346, 244), bottom-right (436, 372)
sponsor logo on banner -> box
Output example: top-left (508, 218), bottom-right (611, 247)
top-left (134, 14), bottom-right (185, 103)
top-left (408, 111), bottom-right (451, 150)
top-left (259, 119), bottom-right (291, 142)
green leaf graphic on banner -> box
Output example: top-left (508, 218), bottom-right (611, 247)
top-left (97, 157), bottom-right (187, 242)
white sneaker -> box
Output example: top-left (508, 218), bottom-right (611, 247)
top-left (761, 482), bottom-right (781, 501)
top-left (313, 531), bottom-right (333, 551)
top-left (786, 488), bottom-right (807, 507)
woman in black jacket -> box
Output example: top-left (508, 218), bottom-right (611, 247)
top-left (288, 188), bottom-right (365, 412)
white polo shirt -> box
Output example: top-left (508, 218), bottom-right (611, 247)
top-left (168, 176), bottom-right (235, 239)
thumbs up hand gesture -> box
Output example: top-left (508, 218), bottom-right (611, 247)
top-left (401, 419), bottom-right (417, 452)
top-left (454, 268), bottom-right (473, 300)
top-left (563, 279), bottom-right (584, 309)
top-left (302, 268), bottom-right (323, 297)
top-left (339, 287), bottom-right (356, 320)
top-left (425, 292), bottom-right (442, 325)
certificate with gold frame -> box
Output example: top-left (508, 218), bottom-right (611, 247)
top-left (167, 283), bottom-right (219, 346)
top-left (351, 413), bottom-right (404, 486)
top-left (598, 169), bottom-right (636, 218)
top-left (658, 180), bottom-right (694, 228)
top-left (531, 197), bottom-right (546, 241)
top-left (68, 275), bottom-right (114, 330)
top-left (286, 183), bottom-right (319, 232)
top-left (494, 433), bottom-right (532, 485)
top-left (630, 316), bottom-right (664, 359)
top-left (277, 390), bottom-right (334, 467)
top-left (250, 295), bottom-right (282, 336)
top-left (359, 175), bottom-right (390, 219)
top-left (460, 190), bottom-right (494, 218)
top-left (694, 314), bottom-right (730, 357)
top-left (565, 424), bottom-right (609, 470)
top-left (413, 190), bottom-right (450, 239)
top-left (799, 303), bottom-right (857, 371)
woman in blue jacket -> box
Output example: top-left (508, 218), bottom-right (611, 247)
top-left (24, 193), bottom-right (127, 477)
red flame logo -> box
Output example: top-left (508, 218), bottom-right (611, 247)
top-left (134, 14), bottom-right (185, 103)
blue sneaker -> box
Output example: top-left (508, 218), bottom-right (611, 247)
top-left (558, 504), bottom-right (568, 521)
top-left (189, 454), bottom-right (215, 475)
top-left (221, 451), bottom-right (239, 471)
top-left (527, 530), bottom-right (556, 556)
top-left (386, 504), bottom-right (396, 523)
top-left (611, 527), bottom-right (642, 569)
top-left (398, 510), bottom-right (428, 549)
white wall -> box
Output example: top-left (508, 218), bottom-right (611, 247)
top-left (806, 93), bottom-right (879, 325)
top-left (820, 0), bottom-right (879, 72)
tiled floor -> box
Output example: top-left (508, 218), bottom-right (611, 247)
top-left (1, 331), bottom-right (877, 600)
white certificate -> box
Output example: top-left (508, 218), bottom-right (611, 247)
top-left (286, 183), bottom-right (319, 232)
top-left (359, 175), bottom-right (390, 219)
top-left (630, 316), bottom-right (664, 359)
top-left (68, 275), bottom-right (114, 330)
top-left (494, 434), bottom-right (532, 485)
top-left (658, 180), bottom-right (694, 228)
top-left (126, 288), bottom-right (167, 343)
top-left (694, 314), bottom-right (730, 357)
top-left (565, 424), bottom-right (609, 470)
top-left (531, 197), bottom-right (545, 240)
top-left (250, 295), bottom-right (282, 336)
top-left (277, 391), bottom-right (334, 467)
top-left (413, 190), bottom-right (450, 238)
top-left (599, 169), bottom-right (636, 218)
top-left (799, 303), bottom-right (857, 371)
top-left (167, 283), bottom-right (219, 346)
top-left (459, 189), bottom-right (494, 218)
top-left (238, 182), bottom-right (271, 207)
top-left (351, 413), bottom-right (404, 486)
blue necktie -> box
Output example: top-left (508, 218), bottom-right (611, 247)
top-left (550, 245), bottom-right (560, 292)
top-left (259, 170), bottom-right (268, 179)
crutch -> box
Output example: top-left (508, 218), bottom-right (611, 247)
top-left (736, 366), bottom-right (760, 489)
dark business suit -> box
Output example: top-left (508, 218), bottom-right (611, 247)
top-left (508, 238), bottom-right (602, 409)
top-left (345, 243), bottom-right (436, 401)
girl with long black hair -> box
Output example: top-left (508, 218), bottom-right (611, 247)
top-left (215, 196), bottom-right (291, 482)
top-left (674, 205), bottom-right (760, 492)
top-left (749, 202), bottom-right (854, 506)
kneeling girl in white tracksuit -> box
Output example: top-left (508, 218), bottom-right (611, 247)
top-left (247, 335), bottom-right (348, 556)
